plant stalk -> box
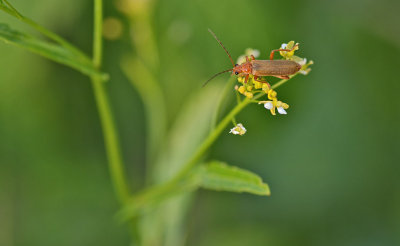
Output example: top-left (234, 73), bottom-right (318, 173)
top-left (91, 0), bottom-right (130, 203)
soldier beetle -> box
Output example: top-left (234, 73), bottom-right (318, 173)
top-left (205, 29), bottom-right (302, 87)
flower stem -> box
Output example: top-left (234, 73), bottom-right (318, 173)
top-left (271, 73), bottom-right (298, 89)
top-left (170, 97), bottom-right (251, 182)
top-left (91, 0), bottom-right (130, 203)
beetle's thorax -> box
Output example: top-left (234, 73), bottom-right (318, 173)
top-left (232, 62), bottom-right (252, 75)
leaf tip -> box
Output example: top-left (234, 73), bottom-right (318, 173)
top-left (264, 184), bottom-right (271, 196)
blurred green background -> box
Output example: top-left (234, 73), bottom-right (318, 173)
top-left (1, 0), bottom-right (399, 245)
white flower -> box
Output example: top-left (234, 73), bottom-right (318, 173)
top-left (229, 123), bottom-right (247, 136)
top-left (277, 107), bottom-right (287, 115)
top-left (298, 59), bottom-right (313, 75)
top-left (299, 70), bottom-right (308, 75)
top-left (259, 98), bottom-right (289, 116)
top-left (236, 48), bottom-right (260, 64)
top-left (236, 55), bottom-right (246, 65)
top-left (298, 58), bottom-right (307, 66)
top-left (264, 101), bottom-right (273, 110)
top-left (281, 43), bottom-right (287, 49)
top-left (245, 48), bottom-right (260, 58)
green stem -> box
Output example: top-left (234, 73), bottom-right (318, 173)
top-left (271, 73), bottom-right (298, 89)
top-left (91, 81), bottom-right (130, 202)
top-left (92, 2), bottom-right (140, 244)
top-left (91, 0), bottom-right (130, 203)
top-left (93, 0), bottom-right (102, 68)
top-left (170, 98), bottom-right (252, 183)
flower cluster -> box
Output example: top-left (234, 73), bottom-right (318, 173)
top-left (234, 71), bottom-right (290, 117)
top-left (229, 41), bottom-right (312, 135)
top-left (234, 41), bottom-right (313, 112)
top-left (235, 75), bottom-right (270, 99)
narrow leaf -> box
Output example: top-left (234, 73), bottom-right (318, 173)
top-left (197, 161), bottom-right (271, 196)
top-left (0, 0), bottom-right (23, 19)
top-left (0, 23), bottom-right (106, 79)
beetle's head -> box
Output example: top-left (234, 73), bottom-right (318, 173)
top-left (232, 64), bottom-right (241, 75)
top-left (232, 63), bottom-right (252, 75)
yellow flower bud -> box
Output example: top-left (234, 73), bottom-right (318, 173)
top-left (282, 103), bottom-right (289, 109)
top-left (244, 92), bottom-right (253, 98)
top-left (254, 81), bottom-right (262, 89)
top-left (238, 86), bottom-right (245, 94)
top-left (268, 89), bottom-right (277, 99)
top-left (246, 86), bottom-right (253, 91)
top-left (280, 41), bottom-right (299, 59)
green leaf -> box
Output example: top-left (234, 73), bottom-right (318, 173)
top-left (0, 23), bottom-right (106, 79)
top-left (0, 0), bottom-right (23, 18)
top-left (0, 0), bottom-right (21, 18)
top-left (117, 160), bottom-right (270, 221)
top-left (197, 161), bottom-right (271, 196)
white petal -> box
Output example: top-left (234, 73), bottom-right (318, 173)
top-left (229, 129), bottom-right (239, 135)
top-left (251, 49), bottom-right (260, 58)
top-left (237, 123), bottom-right (246, 132)
top-left (277, 107), bottom-right (287, 115)
top-left (264, 102), bottom-right (273, 110)
top-left (299, 70), bottom-right (307, 75)
top-left (298, 58), bottom-right (307, 66)
top-left (281, 43), bottom-right (287, 49)
top-left (230, 123), bottom-right (247, 135)
top-left (236, 55), bottom-right (246, 65)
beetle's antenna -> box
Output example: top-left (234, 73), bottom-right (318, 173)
top-left (203, 68), bottom-right (233, 87)
top-left (208, 28), bottom-right (235, 67)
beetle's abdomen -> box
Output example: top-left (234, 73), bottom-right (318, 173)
top-left (251, 60), bottom-right (301, 76)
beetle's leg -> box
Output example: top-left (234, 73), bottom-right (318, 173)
top-left (250, 55), bottom-right (256, 60)
top-left (254, 76), bottom-right (271, 89)
top-left (273, 75), bottom-right (290, 80)
top-left (269, 44), bottom-right (299, 60)
top-left (244, 74), bottom-right (250, 84)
